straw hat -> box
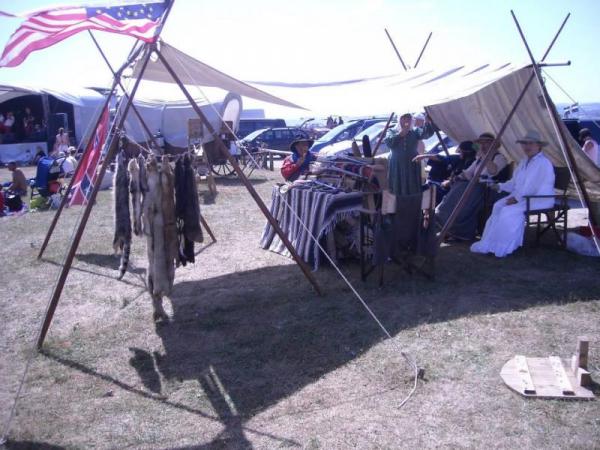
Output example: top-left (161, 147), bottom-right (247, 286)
top-left (516, 129), bottom-right (548, 147)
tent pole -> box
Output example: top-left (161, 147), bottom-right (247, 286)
top-left (36, 44), bottom-right (155, 349)
top-left (37, 42), bottom-right (144, 260)
top-left (414, 32), bottom-right (432, 69)
top-left (87, 31), bottom-right (162, 150)
top-left (436, 12), bottom-right (571, 245)
top-left (424, 107), bottom-right (451, 157)
top-left (372, 112), bottom-right (394, 157)
top-left (384, 28), bottom-right (407, 71)
top-left (511, 11), bottom-right (597, 229)
top-left (154, 48), bottom-right (323, 295)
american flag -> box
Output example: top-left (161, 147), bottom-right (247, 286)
top-left (70, 106), bottom-right (110, 206)
top-left (0, 2), bottom-right (167, 68)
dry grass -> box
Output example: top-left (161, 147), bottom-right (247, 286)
top-left (0, 165), bottom-right (599, 449)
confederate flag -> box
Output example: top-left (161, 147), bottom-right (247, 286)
top-left (69, 106), bottom-right (110, 206)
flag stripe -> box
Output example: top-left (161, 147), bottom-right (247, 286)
top-left (70, 106), bottom-right (110, 206)
top-left (0, 2), bottom-right (165, 67)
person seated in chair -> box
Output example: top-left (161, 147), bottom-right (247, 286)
top-left (471, 130), bottom-right (555, 257)
top-left (413, 140), bottom-right (477, 203)
top-left (281, 138), bottom-right (315, 182)
top-left (435, 132), bottom-right (509, 241)
top-left (6, 161), bottom-right (28, 197)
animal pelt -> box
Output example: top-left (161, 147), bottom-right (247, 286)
top-left (174, 154), bottom-right (204, 266)
top-left (160, 155), bottom-right (178, 289)
top-left (128, 157), bottom-right (143, 236)
top-left (142, 156), bottom-right (178, 309)
top-left (113, 150), bottom-right (132, 280)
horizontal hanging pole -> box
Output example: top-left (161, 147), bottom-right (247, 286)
top-left (538, 61), bottom-right (571, 67)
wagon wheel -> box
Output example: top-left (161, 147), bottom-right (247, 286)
top-left (210, 160), bottom-right (236, 177)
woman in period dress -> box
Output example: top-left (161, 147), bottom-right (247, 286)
top-left (471, 130), bottom-right (555, 257)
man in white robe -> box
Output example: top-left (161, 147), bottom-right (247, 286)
top-left (471, 130), bottom-right (556, 257)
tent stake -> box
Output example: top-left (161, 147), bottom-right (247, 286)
top-left (37, 41), bottom-right (143, 260)
top-left (511, 11), bottom-right (597, 230)
top-left (36, 44), bottom-right (156, 349)
top-left (154, 48), bottom-right (323, 296)
top-left (436, 12), bottom-right (571, 245)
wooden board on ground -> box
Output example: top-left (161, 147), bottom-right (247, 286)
top-left (501, 355), bottom-right (595, 400)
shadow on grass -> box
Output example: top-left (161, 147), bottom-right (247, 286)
top-left (38, 349), bottom-right (300, 448)
top-left (5, 440), bottom-right (65, 450)
top-left (40, 257), bottom-right (145, 289)
top-left (45, 242), bottom-right (599, 447)
top-left (75, 253), bottom-right (145, 275)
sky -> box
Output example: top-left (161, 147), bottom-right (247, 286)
top-left (0, 0), bottom-right (598, 119)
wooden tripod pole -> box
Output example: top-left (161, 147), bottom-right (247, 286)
top-left (437, 12), bottom-right (571, 245)
top-left (510, 11), bottom-right (597, 228)
top-left (37, 42), bottom-right (145, 260)
top-left (414, 32), bottom-right (432, 69)
top-left (88, 31), bottom-right (162, 151)
top-left (154, 48), bottom-right (322, 295)
top-left (372, 112), bottom-right (394, 157)
top-left (36, 45), bottom-right (155, 349)
top-left (384, 28), bottom-right (407, 71)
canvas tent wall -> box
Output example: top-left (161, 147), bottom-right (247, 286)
top-left (422, 64), bottom-right (600, 221)
top-left (125, 91), bottom-right (242, 148)
top-left (0, 84), bottom-right (105, 163)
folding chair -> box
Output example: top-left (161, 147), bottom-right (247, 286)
top-left (524, 166), bottom-right (570, 248)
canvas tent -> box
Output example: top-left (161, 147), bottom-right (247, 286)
top-left (125, 92), bottom-right (242, 148)
top-left (249, 62), bottom-right (600, 215)
top-left (0, 84), bottom-right (105, 163)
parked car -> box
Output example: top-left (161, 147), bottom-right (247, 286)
top-left (309, 118), bottom-right (388, 153)
top-left (317, 125), bottom-right (458, 159)
top-left (237, 118), bottom-right (286, 138)
top-left (238, 127), bottom-right (310, 153)
top-left (317, 121), bottom-right (394, 158)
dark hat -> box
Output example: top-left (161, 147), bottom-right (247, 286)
top-left (290, 138), bottom-right (314, 153)
top-left (475, 132), bottom-right (495, 143)
top-left (458, 140), bottom-right (476, 153)
top-left (399, 112), bottom-right (413, 120)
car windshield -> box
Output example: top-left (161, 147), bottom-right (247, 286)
top-left (314, 121), bottom-right (359, 143)
top-left (354, 122), bottom-right (394, 142)
top-left (242, 128), bottom-right (269, 141)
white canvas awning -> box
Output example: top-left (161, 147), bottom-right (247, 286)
top-left (131, 41), bottom-right (305, 110)
top-left (424, 65), bottom-right (600, 199)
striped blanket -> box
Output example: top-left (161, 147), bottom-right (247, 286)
top-left (260, 185), bottom-right (364, 270)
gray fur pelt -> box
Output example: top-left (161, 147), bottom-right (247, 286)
top-left (113, 150), bottom-right (132, 280)
top-left (128, 157), bottom-right (143, 236)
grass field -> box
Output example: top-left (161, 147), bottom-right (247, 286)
top-left (0, 165), bottom-right (599, 449)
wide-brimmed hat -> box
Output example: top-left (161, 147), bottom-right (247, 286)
top-left (290, 138), bottom-right (314, 153)
top-left (458, 140), bottom-right (476, 154)
top-left (516, 129), bottom-right (548, 146)
top-left (475, 132), bottom-right (495, 143)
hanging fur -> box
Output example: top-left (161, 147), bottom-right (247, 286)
top-left (174, 154), bottom-right (204, 266)
top-left (160, 155), bottom-right (178, 290)
top-left (128, 157), bottom-right (143, 236)
top-left (113, 150), bottom-right (132, 280)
